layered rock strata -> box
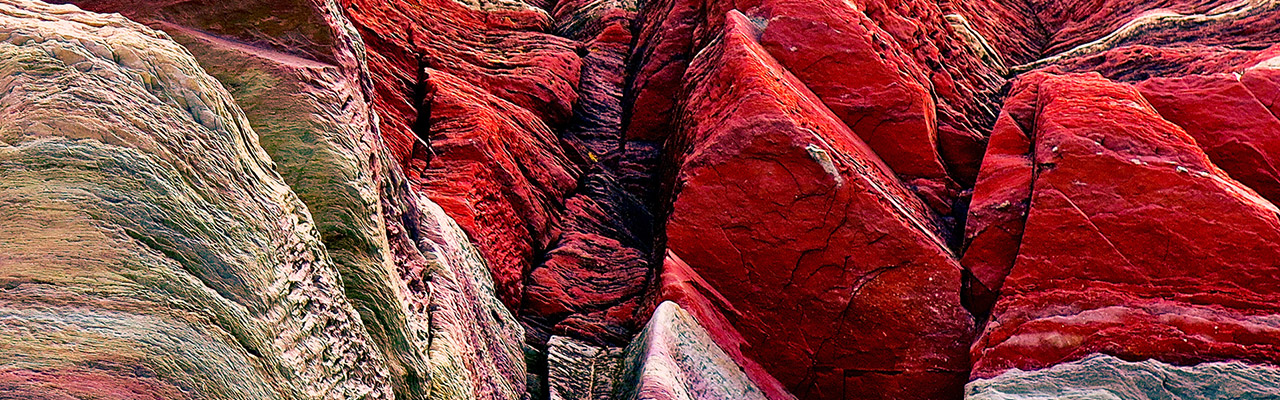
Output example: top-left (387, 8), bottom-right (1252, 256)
top-left (967, 71), bottom-right (1280, 381)
top-left (5, 0), bottom-right (1280, 399)
top-left (0, 2), bottom-right (390, 396)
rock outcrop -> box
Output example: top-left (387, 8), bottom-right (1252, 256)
top-left (0, 2), bottom-right (389, 396)
top-left (6, 0), bottom-right (1280, 399)
top-left (339, 0), bottom-right (583, 310)
top-left (1, 1), bottom-right (530, 399)
top-left (960, 1), bottom-right (1280, 398)
top-left (522, 170), bottom-right (655, 346)
top-left (658, 12), bottom-right (973, 399)
top-left (48, 0), bottom-right (443, 395)
top-left (615, 302), bottom-right (771, 400)
top-left (968, 71), bottom-right (1280, 380)
top-left (626, 0), bottom-right (1008, 212)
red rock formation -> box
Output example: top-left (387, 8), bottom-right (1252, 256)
top-left (1138, 73), bottom-right (1280, 204)
top-left (757, 0), bottom-right (956, 209)
top-left (1031, 0), bottom-right (1280, 59)
top-left (659, 12), bottom-right (972, 399)
top-left (1245, 64), bottom-right (1280, 117)
top-left (958, 74), bottom-right (1043, 314)
top-left (969, 72), bottom-right (1280, 378)
top-left (410, 68), bottom-right (580, 307)
top-left (339, 0), bottom-right (584, 308)
top-left (627, 0), bottom-right (1007, 204)
top-left (521, 170), bottom-right (655, 345)
top-left (17, 0), bottom-right (1280, 398)
top-left (341, 0), bottom-right (580, 157)
top-left (844, 0), bottom-right (1006, 185)
top-left (553, 0), bottom-right (637, 162)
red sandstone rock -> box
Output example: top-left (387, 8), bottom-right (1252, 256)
top-left (660, 12), bottom-right (972, 399)
top-left (943, 0), bottom-right (1045, 66)
top-left (969, 72), bottom-right (1280, 378)
top-left (1032, 0), bottom-right (1280, 59)
top-left (1047, 44), bottom-right (1279, 81)
top-left (410, 69), bottom-right (580, 307)
top-left (959, 74), bottom-right (1046, 314)
top-left (521, 170), bottom-right (655, 346)
top-left (338, 0), bottom-right (588, 309)
top-left (624, 0), bottom-right (702, 142)
top-left (1138, 73), bottom-right (1280, 204)
top-left (757, 0), bottom-right (956, 209)
top-left (1244, 63), bottom-right (1280, 117)
top-left (627, 0), bottom-right (1006, 213)
top-left (845, 0), bottom-right (1005, 185)
top-left (339, 0), bottom-right (581, 164)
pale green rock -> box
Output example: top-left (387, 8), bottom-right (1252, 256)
top-left (967, 354), bottom-right (1280, 400)
top-left (615, 301), bottom-right (768, 400)
top-left (548, 336), bottom-right (626, 400)
top-left (0, 0), bottom-right (391, 397)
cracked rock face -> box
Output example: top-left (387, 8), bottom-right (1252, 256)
top-left (968, 71), bottom-right (1280, 379)
top-left (660, 12), bottom-right (973, 399)
top-left (6, 0), bottom-right (1280, 399)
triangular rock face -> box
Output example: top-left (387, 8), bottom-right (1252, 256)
top-left (969, 72), bottom-right (1280, 378)
top-left (626, 0), bottom-right (1009, 214)
top-left (756, 0), bottom-right (956, 209)
top-left (660, 11), bottom-right (973, 399)
top-left (616, 301), bottom-right (771, 400)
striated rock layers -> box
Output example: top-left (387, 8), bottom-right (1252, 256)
top-left (967, 72), bottom-right (1280, 377)
top-left (5, 0), bottom-right (1280, 399)
top-left (0, 1), bottom-right (527, 399)
top-left (960, 1), bottom-right (1280, 398)
top-left (0, 1), bottom-right (390, 397)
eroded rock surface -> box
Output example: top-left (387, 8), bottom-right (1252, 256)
top-left (968, 354), bottom-right (1280, 400)
top-left (0, 2), bottom-right (389, 397)
top-left (6, 0), bottom-right (1280, 399)
top-left (659, 12), bottom-right (973, 399)
top-left (546, 336), bottom-right (626, 400)
top-left (968, 72), bottom-right (1280, 379)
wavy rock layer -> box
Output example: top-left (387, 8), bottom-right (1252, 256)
top-left (2, 1), bottom-right (529, 399)
top-left (967, 354), bottom-right (1280, 400)
top-left (0, 1), bottom-right (390, 397)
